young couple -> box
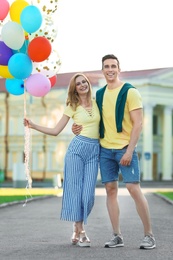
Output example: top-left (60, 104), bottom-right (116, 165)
top-left (24, 54), bottom-right (156, 249)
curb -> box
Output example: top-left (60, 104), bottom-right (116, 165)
top-left (153, 193), bottom-right (173, 206)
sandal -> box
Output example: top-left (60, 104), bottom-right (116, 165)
top-left (78, 230), bottom-right (91, 247)
top-left (71, 223), bottom-right (79, 245)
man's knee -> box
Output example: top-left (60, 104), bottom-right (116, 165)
top-left (126, 183), bottom-right (141, 198)
top-left (105, 181), bottom-right (118, 196)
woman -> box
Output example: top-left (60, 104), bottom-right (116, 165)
top-left (24, 73), bottom-right (100, 247)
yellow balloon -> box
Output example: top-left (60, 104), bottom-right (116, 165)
top-left (0, 65), bottom-right (14, 79)
top-left (10, 0), bottom-right (29, 24)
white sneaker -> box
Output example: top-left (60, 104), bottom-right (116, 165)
top-left (140, 235), bottom-right (156, 249)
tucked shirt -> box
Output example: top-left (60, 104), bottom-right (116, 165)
top-left (100, 86), bottom-right (143, 149)
top-left (64, 99), bottom-right (100, 139)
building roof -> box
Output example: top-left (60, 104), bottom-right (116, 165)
top-left (0, 67), bottom-right (172, 93)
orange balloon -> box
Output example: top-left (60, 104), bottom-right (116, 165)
top-left (28, 36), bottom-right (52, 62)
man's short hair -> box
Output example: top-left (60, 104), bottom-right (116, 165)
top-left (102, 54), bottom-right (120, 69)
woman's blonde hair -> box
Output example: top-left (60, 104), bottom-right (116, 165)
top-left (66, 73), bottom-right (92, 110)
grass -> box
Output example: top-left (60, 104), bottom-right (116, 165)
top-left (0, 195), bottom-right (46, 204)
top-left (157, 191), bottom-right (173, 201)
top-left (0, 188), bottom-right (62, 205)
top-left (0, 189), bottom-right (173, 205)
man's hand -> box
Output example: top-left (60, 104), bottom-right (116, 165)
top-left (72, 123), bottom-right (83, 135)
top-left (120, 151), bottom-right (133, 166)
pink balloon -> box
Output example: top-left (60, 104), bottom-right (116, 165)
top-left (25, 73), bottom-right (51, 97)
top-left (0, 0), bottom-right (10, 20)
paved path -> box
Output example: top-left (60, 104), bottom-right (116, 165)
top-left (0, 187), bottom-right (173, 260)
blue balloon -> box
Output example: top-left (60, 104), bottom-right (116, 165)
top-left (8, 53), bottom-right (33, 79)
top-left (20, 6), bottom-right (42, 33)
top-left (5, 78), bottom-right (24, 95)
top-left (13, 39), bottom-right (29, 55)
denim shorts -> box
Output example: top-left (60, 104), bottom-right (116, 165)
top-left (99, 146), bottom-right (140, 184)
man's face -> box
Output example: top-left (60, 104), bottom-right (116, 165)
top-left (102, 59), bottom-right (120, 82)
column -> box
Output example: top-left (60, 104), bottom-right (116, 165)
top-left (162, 106), bottom-right (172, 180)
top-left (142, 104), bottom-right (154, 180)
top-left (32, 151), bottom-right (37, 171)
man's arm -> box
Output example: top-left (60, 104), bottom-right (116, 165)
top-left (120, 108), bottom-right (143, 166)
top-left (72, 123), bottom-right (83, 135)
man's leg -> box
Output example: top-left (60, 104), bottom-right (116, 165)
top-left (99, 147), bottom-right (124, 247)
top-left (126, 183), bottom-right (153, 235)
top-left (126, 183), bottom-right (156, 249)
top-left (105, 181), bottom-right (121, 235)
top-left (104, 181), bottom-right (124, 248)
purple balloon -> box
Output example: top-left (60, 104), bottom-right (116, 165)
top-left (0, 41), bottom-right (13, 65)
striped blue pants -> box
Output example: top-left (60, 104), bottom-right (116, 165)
top-left (60, 135), bottom-right (100, 224)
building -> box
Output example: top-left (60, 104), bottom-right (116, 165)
top-left (0, 68), bottom-right (173, 182)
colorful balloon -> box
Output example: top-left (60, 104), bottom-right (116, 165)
top-left (8, 53), bottom-right (33, 79)
top-left (0, 65), bottom-right (13, 78)
top-left (12, 39), bottom-right (29, 55)
top-left (28, 36), bottom-right (52, 62)
top-left (0, 0), bottom-right (10, 21)
top-left (32, 0), bottom-right (58, 16)
top-left (0, 41), bottom-right (13, 65)
top-left (25, 73), bottom-right (51, 97)
top-left (5, 78), bottom-right (24, 95)
top-left (9, 0), bottom-right (29, 24)
top-left (1, 21), bottom-right (25, 50)
top-left (49, 74), bottom-right (57, 87)
top-left (28, 16), bottom-right (57, 43)
top-left (20, 5), bottom-right (43, 33)
top-left (32, 49), bottom-right (61, 77)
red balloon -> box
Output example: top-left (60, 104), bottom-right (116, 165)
top-left (49, 74), bottom-right (57, 87)
top-left (28, 36), bottom-right (52, 62)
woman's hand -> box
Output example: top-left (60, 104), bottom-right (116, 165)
top-left (23, 118), bottom-right (34, 128)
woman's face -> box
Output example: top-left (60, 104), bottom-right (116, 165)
top-left (75, 75), bottom-right (89, 96)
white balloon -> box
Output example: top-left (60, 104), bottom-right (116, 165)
top-left (32, 0), bottom-right (58, 16)
top-left (1, 21), bottom-right (25, 50)
top-left (32, 49), bottom-right (61, 78)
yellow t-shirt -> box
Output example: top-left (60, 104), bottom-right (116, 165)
top-left (64, 99), bottom-right (100, 139)
top-left (100, 85), bottom-right (143, 149)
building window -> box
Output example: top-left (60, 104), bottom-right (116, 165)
top-left (153, 115), bottom-right (158, 135)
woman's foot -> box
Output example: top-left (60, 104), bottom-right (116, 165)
top-left (71, 223), bottom-right (79, 245)
top-left (78, 230), bottom-right (91, 247)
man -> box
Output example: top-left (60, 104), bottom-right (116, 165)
top-left (72, 54), bottom-right (156, 249)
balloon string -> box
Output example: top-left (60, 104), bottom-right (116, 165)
top-left (23, 87), bottom-right (32, 206)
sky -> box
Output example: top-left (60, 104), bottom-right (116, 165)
top-left (5, 0), bottom-right (173, 74)
top-left (54, 0), bottom-right (173, 73)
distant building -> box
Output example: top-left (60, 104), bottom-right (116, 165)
top-left (0, 68), bottom-right (173, 182)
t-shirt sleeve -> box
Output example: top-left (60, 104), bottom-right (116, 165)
top-left (63, 105), bottom-right (75, 118)
top-left (127, 88), bottom-right (143, 111)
